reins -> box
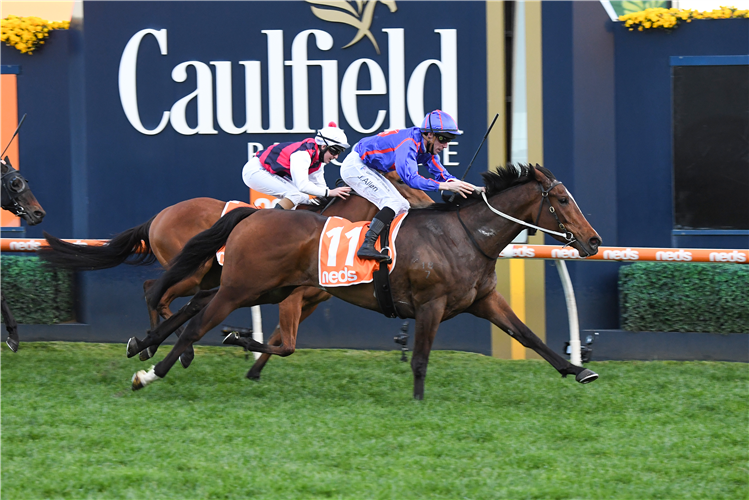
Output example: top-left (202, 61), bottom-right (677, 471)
top-left (456, 180), bottom-right (578, 261)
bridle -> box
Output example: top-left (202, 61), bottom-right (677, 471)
top-left (1, 163), bottom-right (32, 217)
top-left (456, 178), bottom-right (578, 261)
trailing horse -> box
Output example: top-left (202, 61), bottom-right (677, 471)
top-left (39, 172), bottom-right (432, 372)
top-left (1, 156), bottom-right (46, 352)
top-left (137, 165), bottom-right (602, 399)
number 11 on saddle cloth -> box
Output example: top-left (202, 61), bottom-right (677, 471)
top-left (318, 213), bottom-right (407, 287)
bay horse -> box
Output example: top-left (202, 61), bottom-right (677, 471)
top-left (136, 165), bottom-right (602, 399)
top-left (40, 172), bottom-right (432, 370)
top-left (2, 156), bottom-right (46, 352)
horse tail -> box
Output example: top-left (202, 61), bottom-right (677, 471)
top-left (39, 217), bottom-right (157, 270)
top-left (146, 207), bottom-right (258, 310)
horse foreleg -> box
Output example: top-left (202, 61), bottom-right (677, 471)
top-left (466, 291), bottom-right (597, 383)
top-left (127, 289), bottom-right (216, 358)
top-left (1, 292), bottom-right (20, 353)
top-left (411, 297), bottom-right (447, 400)
top-left (245, 287), bottom-right (330, 379)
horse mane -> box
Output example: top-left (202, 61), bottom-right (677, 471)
top-left (417, 164), bottom-right (554, 212)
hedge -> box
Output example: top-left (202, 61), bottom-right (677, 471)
top-left (1, 255), bottom-right (74, 324)
top-left (619, 262), bottom-right (749, 334)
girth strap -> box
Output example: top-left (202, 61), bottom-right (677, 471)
top-left (372, 221), bottom-right (403, 319)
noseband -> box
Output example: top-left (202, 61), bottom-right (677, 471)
top-left (1, 165), bottom-right (31, 217)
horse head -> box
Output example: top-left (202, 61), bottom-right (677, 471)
top-left (1, 157), bottom-right (45, 225)
top-left (383, 170), bottom-right (434, 209)
top-left (525, 165), bottom-right (601, 256)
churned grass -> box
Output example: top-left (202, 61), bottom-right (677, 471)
top-left (1, 342), bottom-right (747, 499)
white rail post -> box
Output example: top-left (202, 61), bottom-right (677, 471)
top-left (555, 260), bottom-right (582, 366)
top-left (250, 305), bottom-right (263, 360)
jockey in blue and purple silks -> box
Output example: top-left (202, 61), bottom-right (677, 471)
top-left (340, 110), bottom-right (481, 261)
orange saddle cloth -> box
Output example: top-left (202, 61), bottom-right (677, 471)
top-left (216, 201), bottom-right (255, 266)
top-left (318, 213), bottom-right (407, 287)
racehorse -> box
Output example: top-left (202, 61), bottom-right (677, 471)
top-left (40, 172), bottom-right (432, 370)
top-left (2, 156), bottom-right (46, 352)
top-left (136, 164), bottom-right (602, 399)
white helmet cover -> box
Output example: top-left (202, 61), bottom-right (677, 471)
top-left (315, 122), bottom-right (350, 149)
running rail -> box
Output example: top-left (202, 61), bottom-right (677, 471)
top-left (3, 238), bottom-right (747, 365)
top-left (3, 238), bottom-right (746, 263)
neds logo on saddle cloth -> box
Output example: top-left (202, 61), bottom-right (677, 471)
top-left (319, 214), bottom-right (406, 287)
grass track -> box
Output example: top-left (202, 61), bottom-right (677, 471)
top-left (1, 342), bottom-right (747, 499)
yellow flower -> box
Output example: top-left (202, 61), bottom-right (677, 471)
top-left (1, 15), bottom-right (69, 54)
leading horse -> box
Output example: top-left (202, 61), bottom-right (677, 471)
top-left (1, 156), bottom-right (46, 352)
top-left (40, 171), bottom-right (432, 371)
top-left (137, 165), bottom-right (602, 399)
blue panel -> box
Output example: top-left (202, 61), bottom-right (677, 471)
top-left (1, 65), bottom-right (20, 74)
top-left (1, 30), bottom-right (73, 239)
top-left (0, 1), bottom-right (492, 354)
top-left (670, 55), bottom-right (749, 66)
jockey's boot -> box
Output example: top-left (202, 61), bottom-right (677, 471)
top-left (357, 207), bottom-right (395, 262)
top-left (274, 198), bottom-right (295, 210)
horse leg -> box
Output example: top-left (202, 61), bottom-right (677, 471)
top-left (466, 290), bottom-right (597, 383)
top-left (132, 286), bottom-right (245, 390)
top-left (1, 292), bottom-right (20, 353)
top-left (245, 287), bottom-right (330, 380)
top-left (138, 273), bottom-right (207, 362)
top-left (411, 297), bottom-right (447, 400)
top-left (126, 289), bottom-right (216, 358)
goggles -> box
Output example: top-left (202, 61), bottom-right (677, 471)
top-left (435, 134), bottom-right (455, 144)
top-left (327, 145), bottom-right (346, 156)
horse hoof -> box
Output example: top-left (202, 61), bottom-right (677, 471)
top-left (223, 332), bottom-right (241, 346)
top-left (179, 351), bottom-right (194, 369)
top-left (126, 337), bottom-right (141, 358)
top-left (132, 366), bottom-right (159, 390)
top-left (246, 370), bottom-right (260, 380)
top-left (139, 346), bottom-right (155, 362)
top-left (576, 368), bottom-right (598, 384)
top-left (131, 370), bottom-right (147, 391)
top-left (5, 338), bottom-right (19, 353)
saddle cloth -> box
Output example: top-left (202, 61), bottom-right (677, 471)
top-left (318, 213), bottom-right (407, 287)
top-left (216, 200), bottom-right (254, 266)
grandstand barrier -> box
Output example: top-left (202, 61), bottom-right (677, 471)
top-left (3, 239), bottom-right (747, 364)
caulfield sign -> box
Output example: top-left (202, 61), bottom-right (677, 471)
top-left (118, 0), bottom-right (459, 138)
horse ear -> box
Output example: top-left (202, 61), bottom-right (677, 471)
top-left (532, 165), bottom-right (546, 183)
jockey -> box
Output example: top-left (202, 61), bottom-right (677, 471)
top-left (242, 122), bottom-right (352, 209)
top-left (340, 109), bottom-right (480, 261)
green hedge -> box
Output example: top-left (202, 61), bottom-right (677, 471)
top-left (1, 255), bottom-right (74, 324)
top-left (619, 262), bottom-right (749, 334)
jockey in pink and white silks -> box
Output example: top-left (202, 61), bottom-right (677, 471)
top-left (242, 122), bottom-right (352, 209)
top-left (340, 110), bottom-right (480, 261)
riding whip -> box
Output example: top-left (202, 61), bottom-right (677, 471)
top-left (447, 113), bottom-right (499, 203)
top-left (1, 113), bottom-right (27, 159)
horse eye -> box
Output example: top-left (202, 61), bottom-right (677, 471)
top-left (559, 197), bottom-right (569, 205)
top-left (397, 179), bottom-right (404, 184)
top-left (11, 179), bottom-right (23, 191)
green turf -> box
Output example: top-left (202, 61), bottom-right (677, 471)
top-left (2, 343), bottom-right (747, 499)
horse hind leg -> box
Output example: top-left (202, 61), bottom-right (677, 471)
top-left (133, 287), bottom-right (242, 390)
top-left (1, 293), bottom-right (19, 353)
top-left (127, 289), bottom-right (216, 359)
top-left (245, 287), bottom-right (328, 380)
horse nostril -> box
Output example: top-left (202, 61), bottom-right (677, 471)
top-left (34, 210), bottom-right (46, 218)
top-left (589, 237), bottom-right (601, 249)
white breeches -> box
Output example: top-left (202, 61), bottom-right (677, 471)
top-left (339, 150), bottom-right (410, 216)
top-left (242, 157), bottom-right (311, 207)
